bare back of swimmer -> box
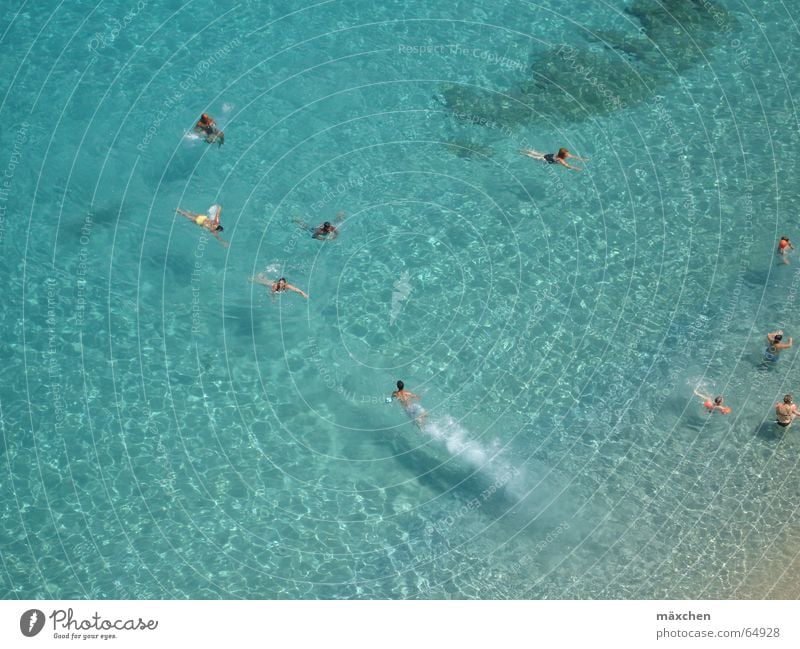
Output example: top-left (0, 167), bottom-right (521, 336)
top-left (391, 380), bottom-right (427, 427)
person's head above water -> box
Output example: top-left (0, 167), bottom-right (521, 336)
top-left (557, 147), bottom-right (569, 158)
top-left (774, 334), bottom-right (783, 343)
top-left (396, 380), bottom-right (404, 391)
top-left (784, 394), bottom-right (793, 404)
top-left (215, 224), bottom-right (223, 232)
top-left (323, 221), bottom-right (332, 231)
top-left (714, 396), bottom-right (723, 405)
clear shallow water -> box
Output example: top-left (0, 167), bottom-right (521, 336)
top-left (1, 0), bottom-right (800, 599)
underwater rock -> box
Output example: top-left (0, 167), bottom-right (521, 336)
top-left (626, 0), bottom-right (740, 71)
top-left (437, 0), bottom-right (740, 128)
top-left (438, 83), bottom-right (533, 130)
top-left (522, 45), bottom-right (659, 121)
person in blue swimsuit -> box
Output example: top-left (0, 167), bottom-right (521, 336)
top-left (520, 147), bottom-right (587, 171)
top-left (764, 330), bottom-right (792, 362)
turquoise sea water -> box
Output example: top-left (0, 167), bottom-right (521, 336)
top-left (2, 0), bottom-right (800, 599)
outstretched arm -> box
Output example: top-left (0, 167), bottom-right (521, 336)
top-left (558, 159), bottom-right (582, 171)
top-left (212, 231), bottom-right (229, 248)
top-left (176, 208), bottom-right (196, 220)
top-left (567, 153), bottom-right (590, 161)
top-left (287, 284), bottom-right (309, 299)
top-left (693, 389), bottom-right (711, 401)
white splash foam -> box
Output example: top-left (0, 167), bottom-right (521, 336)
top-left (422, 414), bottom-right (526, 499)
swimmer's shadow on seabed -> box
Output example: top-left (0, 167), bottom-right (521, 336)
top-left (754, 420), bottom-right (791, 443)
top-left (376, 425), bottom-right (542, 516)
top-left (378, 428), bottom-right (490, 499)
top-left (688, 408), bottom-right (791, 444)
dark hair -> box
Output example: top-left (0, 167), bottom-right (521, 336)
top-left (774, 334), bottom-right (783, 342)
top-left (324, 221), bottom-right (331, 228)
top-left (784, 394), bottom-right (793, 404)
top-left (396, 380), bottom-right (404, 390)
top-left (278, 277), bottom-right (286, 284)
top-left (714, 396), bottom-right (723, 405)
top-left (216, 225), bottom-right (224, 232)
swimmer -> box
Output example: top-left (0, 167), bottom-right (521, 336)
top-left (775, 394), bottom-right (799, 428)
top-left (195, 113), bottom-right (216, 134)
top-left (312, 221), bottom-right (338, 240)
top-left (777, 236), bottom-right (794, 264)
top-left (692, 389), bottom-right (731, 414)
top-left (251, 273), bottom-right (308, 299)
top-left (293, 211), bottom-right (345, 239)
top-left (176, 204), bottom-right (228, 247)
top-left (391, 380), bottom-right (427, 427)
top-left (764, 330), bottom-right (792, 362)
top-left (194, 113), bottom-right (224, 146)
top-left (520, 147), bottom-right (588, 171)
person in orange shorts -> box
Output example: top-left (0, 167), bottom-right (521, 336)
top-left (777, 236), bottom-right (794, 264)
top-left (693, 389), bottom-right (731, 414)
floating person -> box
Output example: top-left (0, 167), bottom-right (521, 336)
top-left (391, 380), bottom-right (427, 427)
top-left (313, 221), bottom-right (338, 240)
top-left (520, 147), bottom-right (588, 171)
top-left (251, 273), bottom-right (308, 299)
top-left (194, 113), bottom-right (224, 146)
top-left (293, 211), bottom-right (345, 240)
top-left (777, 236), bottom-right (794, 264)
top-left (764, 329), bottom-right (793, 362)
top-left (692, 389), bottom-right (731, 414)
top-left (775, 394), bottom-right (799, 429)
top-left (176, 204), bottom-right (228, 247)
